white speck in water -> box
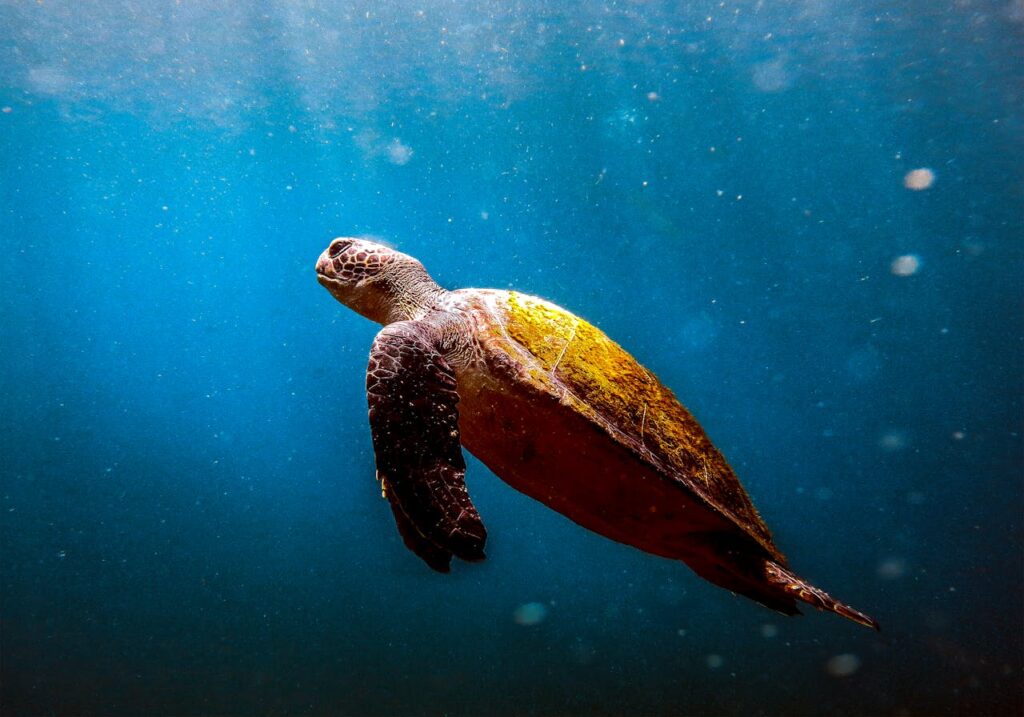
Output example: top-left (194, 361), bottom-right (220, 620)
top-left (752, 56), bottom-right (793, 92)
top-left (760, 623), bottom-right (778, 638)
top-left (513, 602), bottom-right (548, 626)
top-left (706, 654), bottom-right (724, 669)
top-left (386, 139), bottom-right (414, 165)
top-left (903, 168), bottom-right (935, 190)
top-left (891, 254), bottom-right (921, 276)
top-left (57, 550), bottom-right (67, 559)
top-left (877, 557), bottom-right (907, 580)
top-left (878, 430), bottom-right (908, 452)
top-left (826, 653), bottom-right (862, 677)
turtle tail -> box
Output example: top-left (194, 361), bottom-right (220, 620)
top-left (764, 561), bottom-right (880, 631)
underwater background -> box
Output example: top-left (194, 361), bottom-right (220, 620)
top-left (1, 1), bottom-right (1022, 715)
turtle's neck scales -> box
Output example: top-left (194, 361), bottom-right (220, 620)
top-left (374, 262), bottom-right (448, 325)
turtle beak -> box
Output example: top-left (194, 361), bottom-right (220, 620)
top-left (315, 248), bottom-right (333, 278)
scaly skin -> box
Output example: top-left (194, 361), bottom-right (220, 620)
top-left (367, 320), bottom-right (486, 570)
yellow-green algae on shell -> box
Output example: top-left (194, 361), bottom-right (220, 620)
top-left (502, 291), bottom-right (777, 556)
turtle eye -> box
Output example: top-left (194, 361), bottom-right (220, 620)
top-left (329, 238), bottom-right (354, 258)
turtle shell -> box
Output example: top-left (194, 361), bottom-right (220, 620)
top-left (498, 291), bottom-right (781, 561)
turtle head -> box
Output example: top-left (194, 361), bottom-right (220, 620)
top-left (315, 237), bottom-right (444, 324)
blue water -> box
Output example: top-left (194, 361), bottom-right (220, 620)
top-left (2, 2), bottom-right (1022, 715)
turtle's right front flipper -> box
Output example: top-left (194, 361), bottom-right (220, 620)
top-left (383, 481), bottom-right (454, 572)
top-left (367, 321), bottom-right (487, 570)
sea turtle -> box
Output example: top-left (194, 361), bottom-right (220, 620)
top-left (315, 237), bottom-right (879, 630)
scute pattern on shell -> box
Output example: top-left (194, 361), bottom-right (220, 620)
top-left (501, 292), bottom-right (778, 558)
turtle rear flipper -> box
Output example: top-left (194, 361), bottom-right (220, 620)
top-left (765, 561), bottom-right (880, 631)
top-left (685, 550), bottom-right (802, 618)
top-left (685, 533), bottom-right (879, 630)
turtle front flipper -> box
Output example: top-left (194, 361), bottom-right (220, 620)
top-left (384, 485), bottom-right (454, 572)
top-left (367, 321), bottom-right (487, 569)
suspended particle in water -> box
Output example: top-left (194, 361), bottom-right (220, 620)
top-left (513, 602), bottom-right (548, 626)
top-left (877, 557), bottom-right (907, 580)
top-left (878, 430), bottom-right (908, 452)
top-left (826, 653), bottom-right (862, 677)
top-left (890, 255), bottom-right (921, 277)
top-left (386, 139), bottom-right (413, 166)
top-left (706, 654), bottom-right (724, 669)
top-left (751, 56), bottom-right (793, 92)
top-left (903, 168), bottom-right (935, 190)
top-left (760, 623), bottom-right (778, 638)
